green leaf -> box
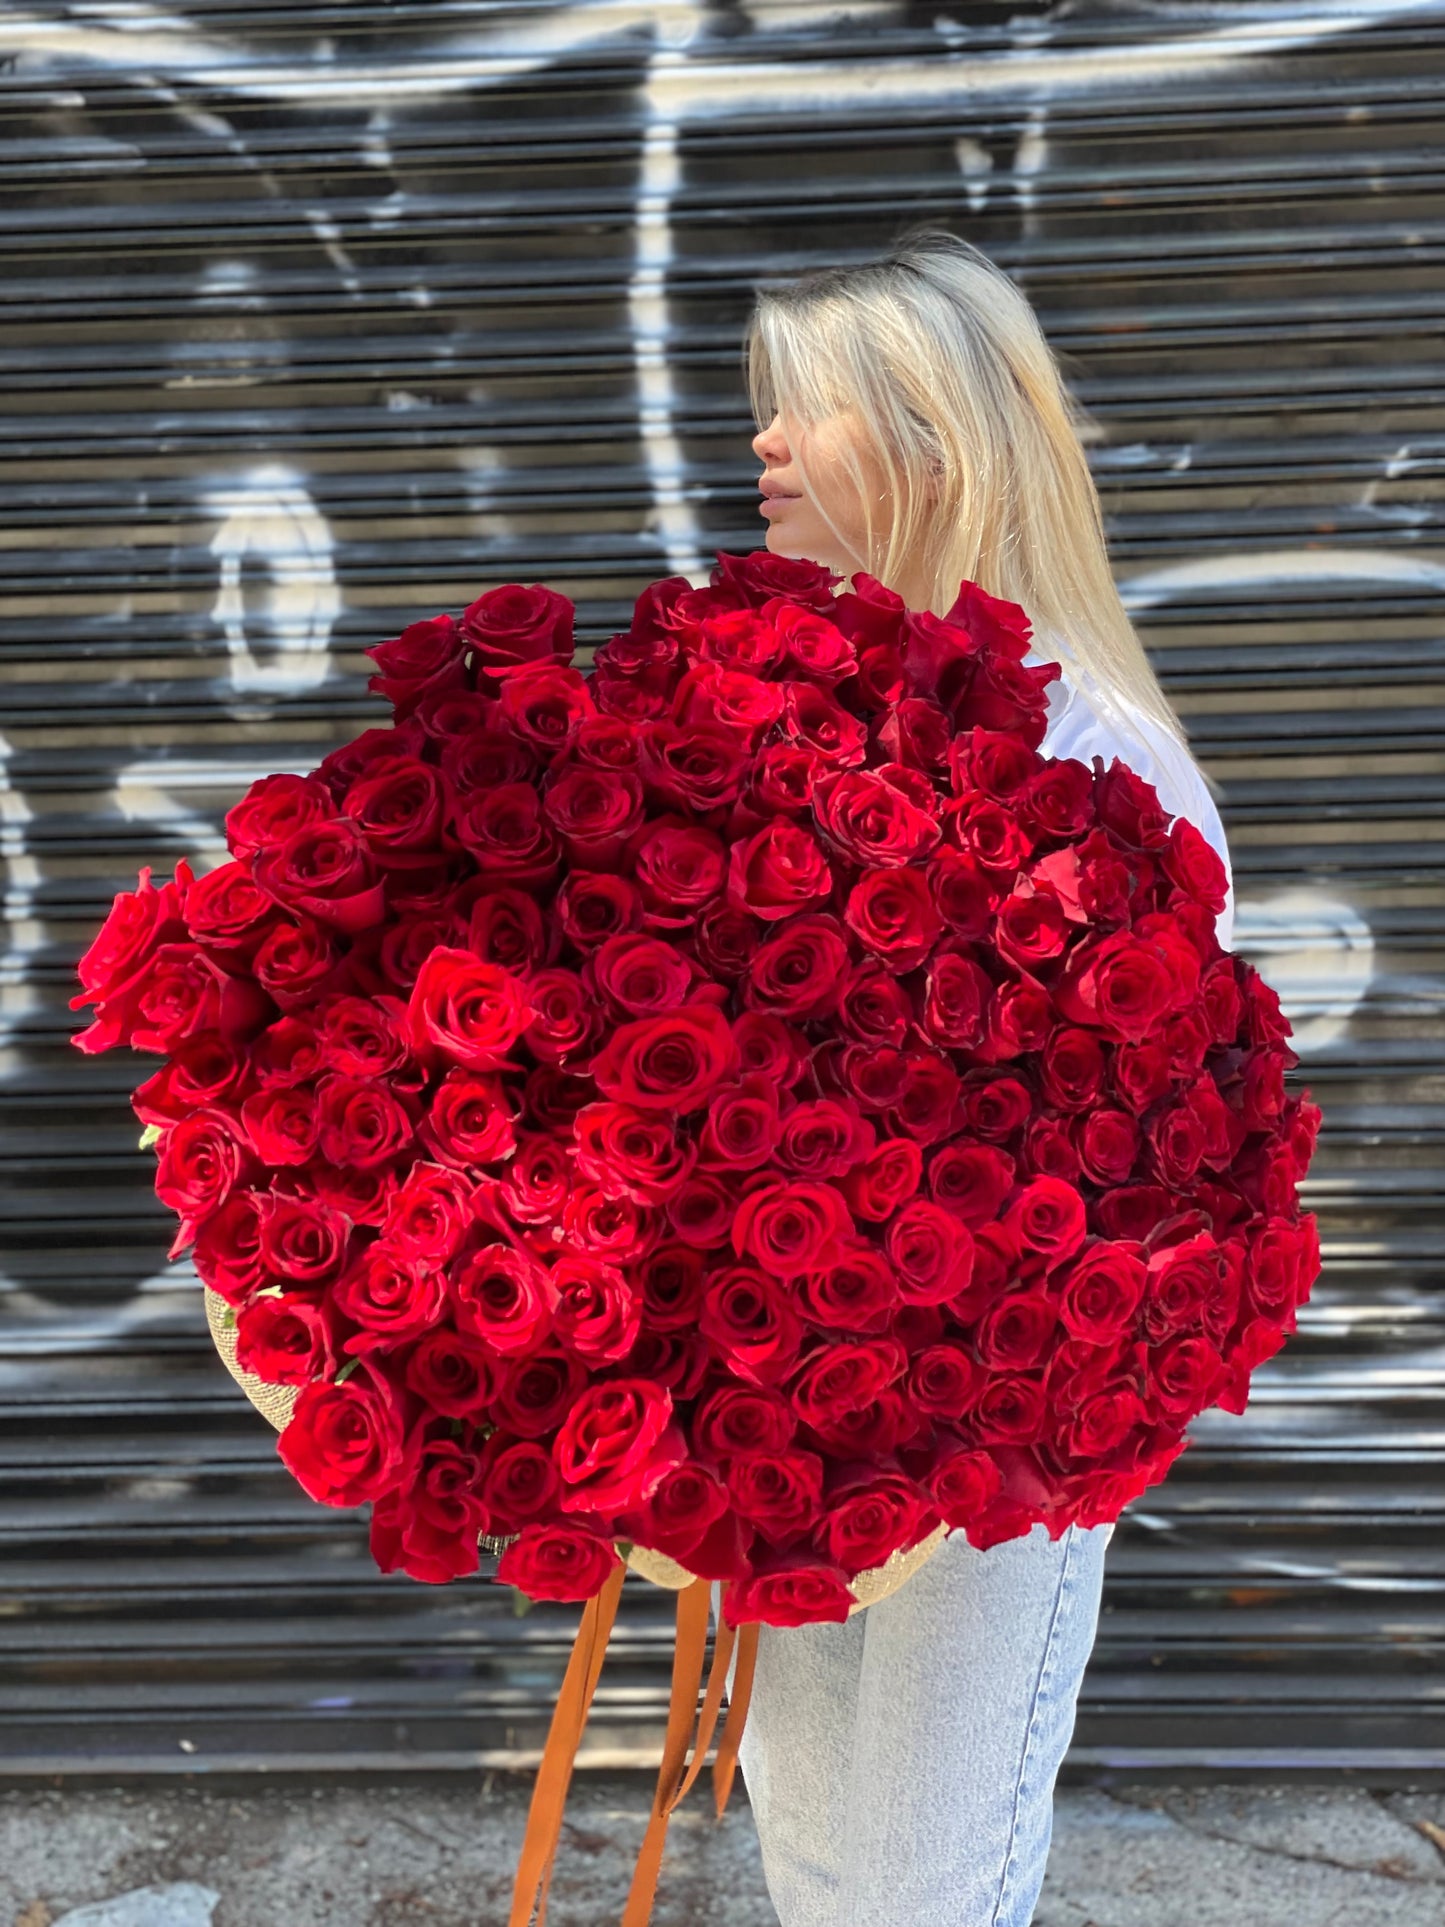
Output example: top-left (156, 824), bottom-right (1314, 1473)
top-left (221, 1307), bottom-right (236, 1330)
top-left (510, 1586), bottom-right (536, 1618)
top-left (138, 1124), bottom-right (162, 1151)
top-left (613, 1538), bottom-right (634, 1562)
top-left (333, 1360), bottom-right (360, 1385)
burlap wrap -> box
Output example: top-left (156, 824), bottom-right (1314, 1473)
top-left (204, 1286), bottom-right (946, 1612)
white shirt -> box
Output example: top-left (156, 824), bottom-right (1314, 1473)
top-left (1025, 634), bottom-right (1235, 951)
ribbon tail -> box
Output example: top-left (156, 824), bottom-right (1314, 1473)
top-left (508, 1560), bottom-right (626, 1927)
top-left (620, 1576), bottom-right (711, 1927)
top-left (712, 1612), bottom-right (759, 1820)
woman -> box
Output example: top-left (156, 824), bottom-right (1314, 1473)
top-left (723, 229), bottom-right (1235, 1927)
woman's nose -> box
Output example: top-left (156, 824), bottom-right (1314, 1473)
top-left (752, 414), bottom-right (788, 462)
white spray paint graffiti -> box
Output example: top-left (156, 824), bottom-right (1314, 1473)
top-left (204, 466), bottom-right (341, 699)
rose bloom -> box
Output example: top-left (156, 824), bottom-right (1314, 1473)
top-left (553, 1378), bottom-right (678, 1513)
top-left (497, 1524), bottom-right (621, 1603)
top-left (278, 1366), bottom-right (411, 1508)
top-left (404, 947), bottom-right (534, 1070)
top-left (590, 1005), bottom-right (738, 1113)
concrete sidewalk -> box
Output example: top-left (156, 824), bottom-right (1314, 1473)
top-left (3, 1778), bottom-right (1443, 1927)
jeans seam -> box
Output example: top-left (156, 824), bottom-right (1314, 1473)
top-left (988, 1527), bottom-right (1078, 1927)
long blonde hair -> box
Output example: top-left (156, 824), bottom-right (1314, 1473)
top-left (744, 225), bottom-right (1197, 762)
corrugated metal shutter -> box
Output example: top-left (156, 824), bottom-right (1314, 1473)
top-left (2, 1), bottom-right (1442, 1779)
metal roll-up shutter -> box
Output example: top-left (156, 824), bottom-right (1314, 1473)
top-left (2, 2), bottom-right (1441, 1779)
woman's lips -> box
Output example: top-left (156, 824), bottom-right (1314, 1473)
top-left (759, 492), bottom-right (800, 513)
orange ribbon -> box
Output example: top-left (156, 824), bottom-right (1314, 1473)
top-left (508, 1559), bottom-right (626, 1927)
top-left (508, 1567), bottom-right (762, 1927)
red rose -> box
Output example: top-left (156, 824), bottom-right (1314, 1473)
top-left (723, 1555), bottom-right (854, 1628)
top-left (155, 1113), bottom-right (243, 1237)
top-left (1056, 930), bottom-right (1185, 1042)
top-left (1149, 1334), bottom-right (1226, 1418)
top-left (462, 581), bottom-right (574, 678)
top-left (698, 1078), bottom-right (782, 1172)
top-left (928, 849), bottom-right (999, 940)
top-left (234, 1293), bottom-right (334, 1386)
top-left (451, 782), bottom-right (559, 886)
top-left (950, 727), bottom-right (1041, 803)
top-left (365, 613), bottom-right (467, 717)
top-left (1059, 1241), bottom-right (1148, 1343)
top-left (693, 1384), bottom-right (795, 1461)
top-left (1142, 1232), bottom-right (1227, 1340)
top-left (257, 1193), bottom-right (352, 1287)
top-left (477, 1435), bottom-right (562, 1529)
top-left (253, 819), bottom-right (385, 935)
top-left (888, 1053), bottom-right (963, 1147)
top-left (920, 949), bottom-right (992, 1050)
top-left (494, 1348), bottom-right (586, 1438)
top-left (404, 1329), bottom-right (499, 1419)
top-left (1076, 1108), bottom-right (1139, 1185)
top-left (815, 766), bottom-right (941, 868)
top-left (1002, 1176), bottom-right (1088, 1261)
top-left (193, 1191), bottom-right (267, 1306)
top-left (278, 1365), bottom-right (411, 1507)
top-left (673, 661), bottom-right (784, 739)
top-left (420, 1068), bottom-right (517, 1169)
top-left (496, 662), bottom-right (595, 760)
top-left (404, 948), bottom-right (533, 1069)
top-left (499, 1131), bottom-right (572, 1224)
top-left (497, 1524), bottom-right (621, 1602)
top-left (628, 1461), bottom-right (739, 1576)
top-left (251, 917), bottom-right (340, 1011)
top-left (342, 756), bottom-right (448, 871)
top-left (845, 868), bottom-right (942, 971)
top-left (317, 1075), bottom-right (415, 1170)
top-left (640, 722), bottom-right (750, 813)
top-left (636, 1242), bottom-right (708, 1331)
top-left (666, 1172), bottom-right (739, 1248)
top-left (542, 766), bottom-right (645, 869)
top-left (712, 547), bottom-right (841, 608)
top-left (841, 1137), bottom-right (923, 1223)
top-left (794, 1245), bottom-right (900, 1333)
top-left (382, 1163), bottom-right (477, 1264)
top-left (768, 599), bottom-right (858, 684)
top-left (970, 1373), bottom-right (1048, 1447)
top-left (441, 725), bottom-right (537, 793)
top-left (778, 682), bottom-right (867, 769)
top-left (1245, 1216), bottom-right (1320, 1320)
top-left (819, 1470), bottom-right (934, 1572)
top-left (874, 696), bottom-right (950, 771)
top-left (700, 1265), bottom-right (804, 1384)
top-left (776, 1098), bottom-right (873, 1181)
top-left (590, 933), bottom-right (696, 1019)
top-left (732, 1180), bottom-right (852, 1279)
top-left (926, 1447), bottom-right (1003, 1527)
top-left (549, 1255), bottom-right (642, 1364)
top-left (728, 1448), bottom-right (825, 1544)
top-left (180, 856), bottom-right (278, 963)
top-left (790, 1339), bottom-right (907, 1432)
top-left (554, 1378), bottom-right (678, 1513)
top-left (975, 1290), bottom-right (1059, 1370)
top-left (727, 818), bottom-right (833, 922)
top-left (334, 1243), bottom-right (447, 1347)
top-left (743, 915), bottom-right (849, 1020)
top-left (885, 1200), bottom-right (975, 1306)
top-left (633, 822), bottom-right (727, 925)
top-left (451, 1243), bottom-right (555, 1354)
top-left (1095, 757), bottom-right (1171, 850)
top-left (927, 1140), bottom-right (1014, 1227)
top-left (691, 606), bottom-right (781, 673)
top-left (590, 1005), bottom-right (737, 1112)
top-left (573, 1101), bottom-right (693, 1205)
top-left (995, 889), bottom-right (1068, 973)
top-left (907, 1342), bottom-right (982, 1417)
top-left (836, 964), bottom-right (911, 1048)
top-left (226, 773), bottom-right (336, 864)
top-left (554, 870), bottom-right (643, 951)
top-left (1017, 759), bottom-right (1094, 840)
top-left (1038, 1027), bottom-right (1108, 1112)
top-left (237, 1086), bottom-right (319, 1167)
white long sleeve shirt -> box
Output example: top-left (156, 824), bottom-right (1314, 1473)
top-left (1025, 636), bottom-right (1236, 951)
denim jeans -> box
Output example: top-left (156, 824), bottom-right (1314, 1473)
top-left (717, 1520), bottom-right (1112, 1927)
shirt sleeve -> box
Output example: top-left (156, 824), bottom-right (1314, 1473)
top-left (1034, 657), bottom-right (1236, 952)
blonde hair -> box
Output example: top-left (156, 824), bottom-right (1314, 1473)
top-left (744, 225), bottom-right (1199, 765)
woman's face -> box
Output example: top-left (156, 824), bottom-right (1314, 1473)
top-left (751, 405), bottom-right (885, 586)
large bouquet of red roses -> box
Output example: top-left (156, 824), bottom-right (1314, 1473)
top-left (72, 549), bottom-right (1319, 1922)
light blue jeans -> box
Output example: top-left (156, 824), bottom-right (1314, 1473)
top-left (718, 1521), bottom-right (1112, 1927)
